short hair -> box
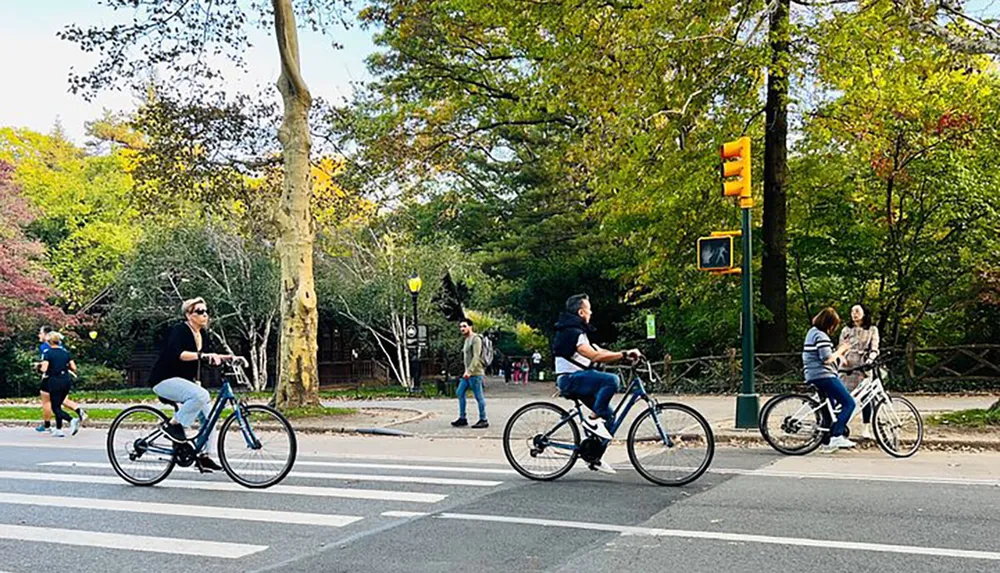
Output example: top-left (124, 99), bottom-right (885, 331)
top-left (181, 297), bottom-right (207, 315)
top-left (852, 304), bottom-right (873, 329)
top-left (40, 325), bottom-right (53, 334)
top-left (565, 294), bottom-right (590, 313)
top-left (459, 318), bottom-right (474, 327)
top-left (46, 331), bottom-right (64, 346)
top-left (812, 307), bottom-right (841, 335)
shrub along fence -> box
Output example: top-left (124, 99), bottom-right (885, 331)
top-left (609, 345), bottom-right (1000, 394)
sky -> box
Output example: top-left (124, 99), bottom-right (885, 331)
top-left (0, 1), bottom-right (377, 144)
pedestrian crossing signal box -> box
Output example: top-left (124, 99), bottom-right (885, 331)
top-left (697, 236), bottom-right (734, 271)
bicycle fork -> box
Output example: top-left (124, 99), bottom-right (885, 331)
top-left (646, 400), bottom-right (675, 448)
top-left (234, 401), bottom-right (262, 450)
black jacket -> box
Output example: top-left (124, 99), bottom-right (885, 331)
top-left (552, 312), bottom-right (596, 369)
top-left (148, 323), bottom-right (203, 386)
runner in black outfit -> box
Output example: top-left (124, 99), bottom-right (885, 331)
top-left (39, 332), bottom-right (81, 437)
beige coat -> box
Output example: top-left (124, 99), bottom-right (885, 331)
top-left (839, 325), bottom-right (880, 389)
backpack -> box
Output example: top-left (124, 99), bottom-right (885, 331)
top-left (478, 335), bottom-right (495, 369)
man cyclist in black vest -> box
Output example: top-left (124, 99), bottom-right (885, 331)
top-left (553, 293), bottom-right (640, 474)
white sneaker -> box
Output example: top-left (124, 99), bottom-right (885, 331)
top-left (590, 460), bottom-right (617, 474)
top-left (79, 409), bottom-right (89, 424)
top-left (51, 429), bottom-right (66, 438)
top-left (861, 428), bottom-right (873, 440)
top-left (580, 417), bottom-right (613, 441)
top-left (830, 436), bottom-right (857, 449)
top-left (70, 418), bottom-right (80, 436)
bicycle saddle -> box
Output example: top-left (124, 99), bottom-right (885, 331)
top-left (157, 396), bottom-right (179, 410)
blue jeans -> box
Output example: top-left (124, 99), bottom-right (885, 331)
top-left (557, 370), bottom-right (619, 429)
top-left (809, 376), bottom-right (855, 440)
top-left (457, 375), bottom-right (487, 421)
top-left (153, 377), bottom-right (215, 453)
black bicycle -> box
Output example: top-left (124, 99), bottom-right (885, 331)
top-left (107, 358), bottom-right (297, 488)
top-left (503, 357), bottom-right (715, 486)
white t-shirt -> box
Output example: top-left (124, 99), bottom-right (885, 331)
top-left (555, 333), bottom-right (592, 374)
top-left (532, 352), bottom-right (542, 365)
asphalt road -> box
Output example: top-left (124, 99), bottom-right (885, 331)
top-left (1, 428), bottom-right (999, 573)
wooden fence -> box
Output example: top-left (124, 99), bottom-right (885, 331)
top-left (609, 344), bottom-right (1000, 394)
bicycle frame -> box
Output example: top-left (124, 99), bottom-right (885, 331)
top-left (141, 375), bottom-right (261, 459)
top-left (788, 364), bottom-right (889, 434)
top-left (542, 362), bottom-right (673, 451)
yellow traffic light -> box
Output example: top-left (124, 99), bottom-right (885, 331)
top-left (720, 136), bottom-right (751, 203)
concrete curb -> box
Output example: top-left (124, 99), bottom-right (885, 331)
top-left (407, 429), bottom-right (1000, 451)
top-left (0, 405), bottom-right (426, 438)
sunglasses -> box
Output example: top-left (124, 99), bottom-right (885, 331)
top-left (192, 309), bottom-right (209, 316)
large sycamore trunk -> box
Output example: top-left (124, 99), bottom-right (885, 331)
top-left (759, 0), bottom-right (791, 353)
top-left (272, 0), bottom-right (320, 409)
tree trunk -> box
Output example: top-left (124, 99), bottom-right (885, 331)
top-left (758, 0), bottom-right (791, 353)
top-left (272, 0), bottom-right (320, 409)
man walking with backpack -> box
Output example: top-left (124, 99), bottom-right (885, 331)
top-left (452, 318), bottom-right (489, 429)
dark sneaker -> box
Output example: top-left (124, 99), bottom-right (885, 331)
top-left (161, 422), bottom-right (188, 443)
top-left (196, 455), bottom-right (223, 472)
top-left (451, 418), bottom-right (468, 427)
top-left (472, 420), bottom-right (490, 429)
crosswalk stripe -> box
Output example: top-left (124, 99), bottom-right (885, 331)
top-left (186, 459), bottom-right (517, 475)
top-left (0, 471), bottom-right (447, 503)
top-left (0, 523), bottom-right (266, 559)
top-left (382, 511), bottom-right (430, 518)
top-left (0, 492), bottom-right (361, 527)
top-left (39, 462), bottom-right (503, 487)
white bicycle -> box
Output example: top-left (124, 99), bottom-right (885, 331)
top-left (759, 355), bottom-right (923, 458)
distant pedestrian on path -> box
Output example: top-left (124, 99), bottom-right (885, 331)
top-left (38, 332), bottom-right (86, 437)
top-left (503, 358), bottom-right (512, 385)
top-left (532, 350), bottom-right (543, 381)
top-left (521, 360), bottom-right (530, 384)
top-left (451, 318), bottom-right (488, 429)
top-left (35, 326), bottom-right (87, 435)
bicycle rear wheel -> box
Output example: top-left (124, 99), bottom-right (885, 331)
top-left (872, 395), bottom-right (922, 458)
top-left (503, 402), bottom-right (580, 481)
top-left (218, 405), bottom-right (297, 489)
top-left (627, 403), bottom-right (714, 486)
top-left (107, 405), bottom-right (175, 486)
top-left (759, 393), bottom-right (826, 455)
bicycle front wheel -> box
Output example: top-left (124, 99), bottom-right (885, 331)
top-left (218, 405), bottom-right (297, 489)
top-left (627, 403), bottom-right (714, 486)
top-left (872, 395), bottom-right (922, 458)
top-left (759, 393), bottom-right (826, 455)
top-left (107, 405), bottom-right (175, 486)
top-left (503, 402), bottom-right (580, 481)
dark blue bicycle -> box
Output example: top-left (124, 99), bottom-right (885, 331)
top-left (107, 358), bottom-right (297, 489)
top-left (503, 357), bottom-right (714, 486)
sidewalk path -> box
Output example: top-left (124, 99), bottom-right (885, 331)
top-left (328, 380), bottom-right (999, 442)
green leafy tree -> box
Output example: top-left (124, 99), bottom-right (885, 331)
top-left (790, 3), bottom-right (1000, 346)
top-left (109, 222), bottom-right (280, 390)
top-left (0, 128), bottom-right (140, 309)
top-left (316, 222), bottom-right (481, 388)
top-left (62, 0), bottom-right (352, 409)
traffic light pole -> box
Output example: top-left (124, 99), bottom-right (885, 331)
top-left (735, 202), bottom-right (759, 428)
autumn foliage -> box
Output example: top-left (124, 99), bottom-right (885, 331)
top-left (0, 161), bottom-right (67, 338)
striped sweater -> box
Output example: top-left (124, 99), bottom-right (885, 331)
top-left (802, 327), bottom-right (838, 381)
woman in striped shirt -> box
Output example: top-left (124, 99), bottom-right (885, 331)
top-left (802, 308), bottom-right (855, 452)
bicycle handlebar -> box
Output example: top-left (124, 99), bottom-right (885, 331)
top-left (839, 352), bottom-right (891, 375)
